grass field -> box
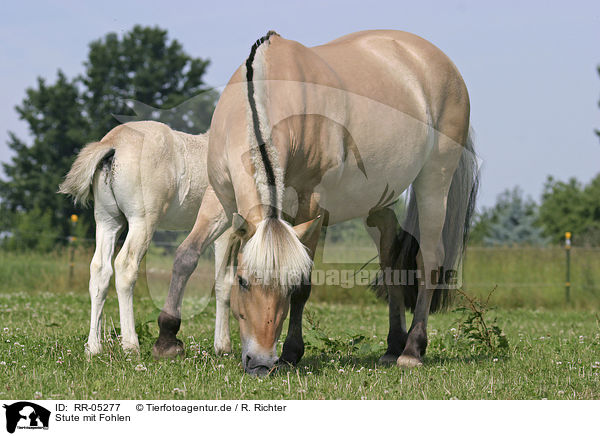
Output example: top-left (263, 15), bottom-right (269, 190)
top-left (0, 246), bottom-right (599, 400)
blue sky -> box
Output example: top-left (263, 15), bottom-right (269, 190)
top-left (1, 0), bottom-right (599, 207)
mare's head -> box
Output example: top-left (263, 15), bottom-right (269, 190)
top-left (228, 213), bottom-right (321, 376)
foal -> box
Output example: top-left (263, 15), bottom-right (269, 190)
top-left (60, 121), bottom-right (230, 356)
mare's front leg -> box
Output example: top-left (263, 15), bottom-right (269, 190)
top-left (152, 188), bottom-right (229, 359)
top-left (280, 215), bottom-right (324, 366)
top-left (279, 281), bottom-right (312, 366)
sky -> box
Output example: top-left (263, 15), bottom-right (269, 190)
top-left (0, 0), bottom-right (599, 208)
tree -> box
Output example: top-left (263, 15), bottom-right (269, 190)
top-left (538, 175), bottom-right (600, 245)
top-left (3, 208), bottom-right (61, 252)
top-left (82, 25), bottom-right (215, 139)
top-left (468, 208), bottom-right (494, 245)
top-left (0, 26), bottom-right (217, 249)
top-left (0, 71), bottom-right (89, 239)
top-left (471, 187), bottom-right (549, 246)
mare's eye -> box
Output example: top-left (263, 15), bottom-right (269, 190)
top-left (237, 275), bottom-right (249, 290)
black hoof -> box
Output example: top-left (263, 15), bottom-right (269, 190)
top-left (280, 347), bottom-right (304, 366)
top-left (403, 321), bottom-right (428, 359)
top-left (152, 338), bottom-right (185, 360)
top-left (378, 353), bottom-right (399, 366)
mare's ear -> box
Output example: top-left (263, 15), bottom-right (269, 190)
top-left (293, 215), bottom-right (324, 243)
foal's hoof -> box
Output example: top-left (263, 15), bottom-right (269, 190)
top-left (85, 342), bottom-right (102, 359)
top-left (378, 353), bottom-right (399, 366)
top-left (123, 345), bottom-right (141, 359)
top-left (152, 339), bottom-right (185, 359)
top-left (213, 340), bottom-right (232, 356)
top-left (396, 355), bottom-right (423, 368)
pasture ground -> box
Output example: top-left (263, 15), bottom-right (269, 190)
top-left (1, 288), bottom-right (598, 400)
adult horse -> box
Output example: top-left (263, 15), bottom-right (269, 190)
top-left (153, 30), bottom-right (479, 375)
top-left (60, 121), bottom-right (232, 357)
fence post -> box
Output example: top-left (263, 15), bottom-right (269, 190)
top-left (68, 214), bottom-right (78, 285)
top-left (565, 231), bottom-right (571, 304)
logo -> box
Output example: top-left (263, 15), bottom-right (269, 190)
top-left (3, 402), bottom-right (50, 434)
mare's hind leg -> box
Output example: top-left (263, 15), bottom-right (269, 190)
top-left (365, 208), bottom-right (408, 365)
top-left (114, 217), bottom-right (156, 353)
top-left (397, 139), bottom-right (462, 368)
top-left (86, 195), bottom-right (124, 356)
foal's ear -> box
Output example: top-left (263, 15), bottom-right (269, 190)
top-left (232, 213), bottom-right (251, 240)
top-left (293, 215), bottom-right (323, 243)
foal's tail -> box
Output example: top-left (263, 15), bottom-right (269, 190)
top-left (373, 131), bottom-right (479, 312)
top-left (58, 142), bottom-right (115, 206)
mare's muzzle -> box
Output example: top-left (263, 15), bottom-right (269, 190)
top-left (242, 351), bottom-right (279, 376)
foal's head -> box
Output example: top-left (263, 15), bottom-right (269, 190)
top-left (229, 213), bottom-right (321, 376)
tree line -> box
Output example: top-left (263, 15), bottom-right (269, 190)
top-left (470, 177), bottom-right (600, 247)
top-left (0, 26), bottom-right (598, 250)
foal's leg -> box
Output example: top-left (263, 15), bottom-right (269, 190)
top-left (86, 179), bottom-right (124, 357)
top-left (280, 219), bottom-right (324, 366)
top-left (113, 217), bottom-right (156, 353)
top-left (153, 188), bottom-right (229, 359)
top-left (213, 229), bottom-right (233, 355)
top-left (365, 208), bottom-right (408, 365)
top-left (86, 218), bottom-right (123, 356)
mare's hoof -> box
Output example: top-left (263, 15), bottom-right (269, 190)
top-left (152, 339), bottom-right (185, 359)
top-left (396, 355), bottom-right (423, 368)
top-left (378, 353), bottom-right (400, 366)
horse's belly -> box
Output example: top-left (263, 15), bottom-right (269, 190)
top-left (157, 189), bottom-right (204, 231)
top-left (315, 133), bottom-right (430, 224)
top-left (317, 167), bottom-right (412, 224)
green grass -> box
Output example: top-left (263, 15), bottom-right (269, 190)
top-left (1, 245), bottom-right (599, 399)
top-left (463, 246), bottom-right (600, 309)
top-left (1, 290), bottom-right (598, 400)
